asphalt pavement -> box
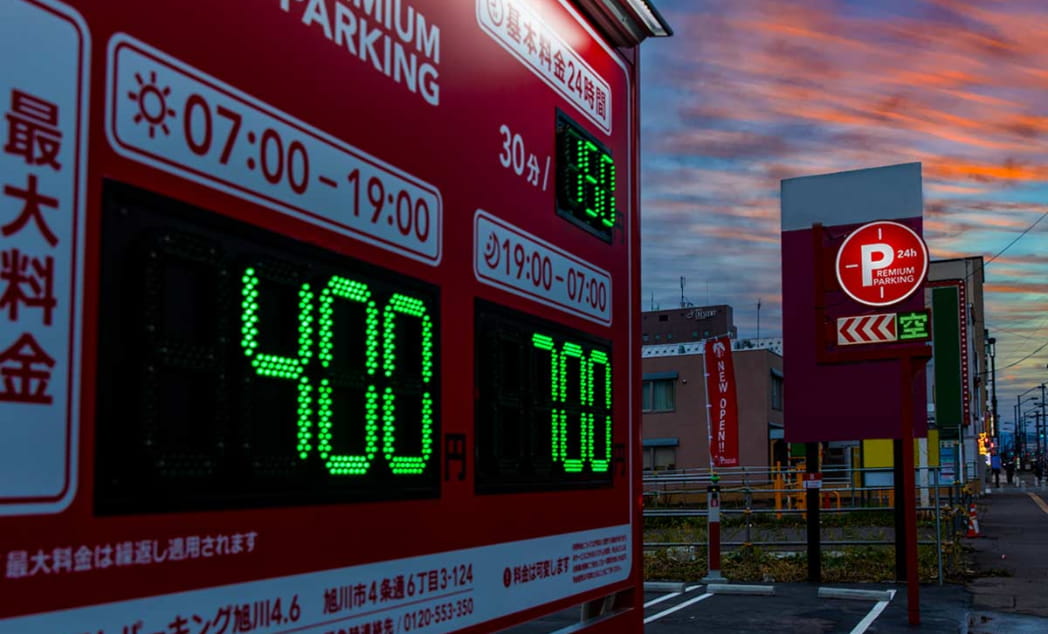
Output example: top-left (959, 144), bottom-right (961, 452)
top-left (965, 475), bottom-right (1048, 632)
top-left (509, 477), bottom-right (1048, 632)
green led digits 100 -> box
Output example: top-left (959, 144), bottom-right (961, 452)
top-left (241, 268), bottom-right (434, 476)
top-left (533, 334), bottom-right (612, 473)
top-left (474, 301), bottom-right (613, 492)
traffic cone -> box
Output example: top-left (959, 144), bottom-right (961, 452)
top-left (966, 502), bottom-right (981, 538)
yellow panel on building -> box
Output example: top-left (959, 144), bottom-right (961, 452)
top-left (862, 430), bottom-right (940, 468)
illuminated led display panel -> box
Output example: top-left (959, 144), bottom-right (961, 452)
top-left (555, 111), bottom-right (616, 242)
top-left (0, 0), bottom-right (645, 629)
top-left (475, 300), bottom-right (613, 493)
top-left (96, 183), bottom-right (440, 513)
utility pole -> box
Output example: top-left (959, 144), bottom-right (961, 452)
top-left (1017, 387), bottom-right (1048, 470)
top-left (1016, 396), bottom-right (1022, 466)
top-left (1038, 401), bottom-right (1044, 466)
top-left (1015, 402), bottom-right (1023, 466)
top-left (1014, 389), bottom-right (1039, 469)
top-left (1040, 384), bottom-right (1047, 472)
top-left (988, 337), bottom-right (998, 443)
top-left (756, 298), bottom-right (761, 342)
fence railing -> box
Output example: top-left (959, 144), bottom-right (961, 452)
top-left (642, 465), bottom-right (977, 584)
top-left (643, 464), bottom-right (974, 513)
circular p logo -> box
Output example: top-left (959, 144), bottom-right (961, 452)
top-left (835, 221), bottom-right (928, 307)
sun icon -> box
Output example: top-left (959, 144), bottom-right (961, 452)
top-left (128, 70), bottom-right (175, 138)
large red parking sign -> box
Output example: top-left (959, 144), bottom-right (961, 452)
top-left (0, 0), bottom-right (659, 631)
top-left (835, 220), bottom-right (929, 307)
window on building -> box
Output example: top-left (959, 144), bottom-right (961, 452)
top-left (642, 379), bottom-right (675, 412)
top-left (771, 372), bottom-right (783, 411)
top-left (642, 447), bottom-right (677, 471)
top-left (659, 314), bottom-right (669, 322)
top-left (653, 447), bottom-right (676, 470)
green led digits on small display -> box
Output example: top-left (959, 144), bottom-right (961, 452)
top-left (897, 311), bottom-right (931, 341)
top-left (531, 333), bottom-right (611, 474)
top-left (557, 113), bottom-right (616, 241)
top-left (241, 269), bottom-right (434, 477)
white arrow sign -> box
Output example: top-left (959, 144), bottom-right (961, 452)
top-left (837, 314), bottom-right (897, 345)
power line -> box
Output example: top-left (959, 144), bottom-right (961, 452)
top-left (983, 209), bottom-right (1048, 267)
top-left (973, 208), bottom-right (1048, 369)
top-left (1000, 341), bottom-right (1048, 371)
top-left (966, 207), bottom-right (1048, 286)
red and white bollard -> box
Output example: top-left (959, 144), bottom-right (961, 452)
top-left (703, 480), bottom-right (726, 582)
top-left (966, 502), bottom-right (981, 538)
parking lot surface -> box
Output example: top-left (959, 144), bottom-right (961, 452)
top-left (508, 582), bottom-right (972, 633)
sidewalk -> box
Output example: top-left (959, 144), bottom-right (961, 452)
top-left (965, 475), bottom-right (1048, 631)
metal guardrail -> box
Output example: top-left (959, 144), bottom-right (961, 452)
top-left (646, 540), bottom-right (942, 548)
top-left (643, 466), bottom-right (966, 584)
top-left (644, 505), bottom-right (944, 517)
top-left (644, 465), bottom-right (972, 510)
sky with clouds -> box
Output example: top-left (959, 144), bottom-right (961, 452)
top-left (638, 0), bottom-right (1047, 417)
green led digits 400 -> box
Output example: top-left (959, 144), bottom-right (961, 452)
top-left (241, 268), bottom-right (434, 476)
top-left (532, 334), bottom-right (611, 473)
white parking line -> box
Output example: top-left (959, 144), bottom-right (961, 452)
top-left (643, 591), bottom-right (682, 608)
top-left (643, 584), bottom-right (703, 609)
top-left (849, 589), bottom-right (896, 634)
top-left (643, 592), bottom-right (715, 624)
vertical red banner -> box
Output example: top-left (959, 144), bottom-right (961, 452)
top-left (704, 336), bottom-right (739, 467)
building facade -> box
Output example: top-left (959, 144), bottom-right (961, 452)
top-left (928, 257), bottom-right (988, 484)
top-left (641, 305), bottom-right (737, 345)
top-left (641, 342), bottom-right (783, 470)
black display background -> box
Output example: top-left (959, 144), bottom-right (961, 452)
top-left (475, 299), bottom-right (613, 493)
top-left (96, 182), bottom-right (440, 514)
top-left (555, 110), bottom-right (616, 243)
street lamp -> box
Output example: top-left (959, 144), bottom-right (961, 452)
top-left (1020, 395), bottom-right (1044, 468)
top-left (1016, 390), bottom-right (1043, 469)
top-left (1021, 411), bottom-right (1036, 468)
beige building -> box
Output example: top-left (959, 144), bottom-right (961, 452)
top-left (641, 342), bottom-right (784, 470)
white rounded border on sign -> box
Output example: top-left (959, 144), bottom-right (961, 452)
top-left (834, 220), bottom-right (929, 307)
